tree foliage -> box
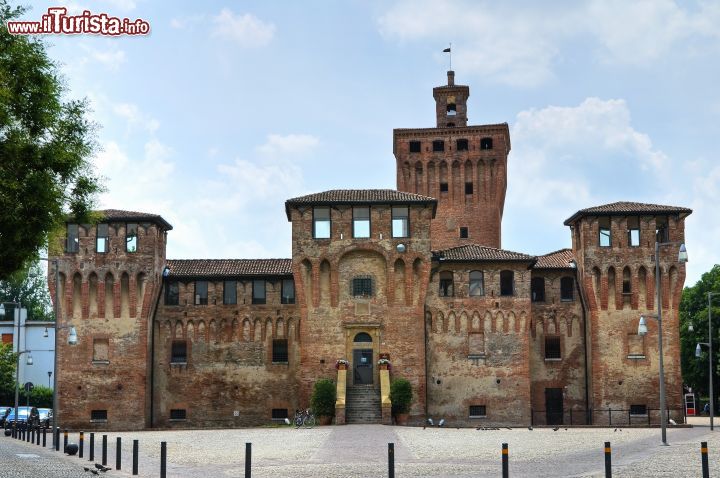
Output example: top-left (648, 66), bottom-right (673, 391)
top-left (680, 265), bottom-right (720, 402)
top-left (310, 378), bottom-right (336, 416)
top-left (390, 378), bottom-right (413, 415)
top-left (0, 2), bottom-right (101, 279)
top-left (0, 343), bottom-right (17, 402)
top-left (0, 259), bottom-right (53, 321)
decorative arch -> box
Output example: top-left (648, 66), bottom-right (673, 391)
top-left (88, 272), bottom-right (98, 318)
top-left (72, 272), bottom-right (82, 319)
top-left (197, 320), bottom-right (206, 343)
top-left (354, 332), bottom-right (372, 343)
top-left (186, 320), bottom-right (195, 341)
top-left (104, 272), bottom-right (114, 319)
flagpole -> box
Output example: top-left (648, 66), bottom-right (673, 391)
top-left (449, 42), bottom-right (452, 70)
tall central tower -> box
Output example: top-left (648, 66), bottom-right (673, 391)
top-left (393, 71), bottom-right (510, 250)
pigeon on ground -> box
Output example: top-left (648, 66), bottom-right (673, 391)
top-left (553, 427), bottom-right (559, 431)
top-left (90, 471), bottom-right (99, 476)
top-left (83, 468), bottom-right (90, 472)
top-left (506, 427), bottom-right (512, 430)
top-left (614, 428), bottom-right (617, 432)
top-left (428, 418), bottom-right (434, 426)
top-left (669, 418), bottom-right (677, 425)
top-left (284, 418), bottom-right (290, 425)
top-left (95, 464), bottom-right (111, 472)
top-left (438, 419), bottom-right (445, 427)
top-left (527, 426), bottom-right (533, 431)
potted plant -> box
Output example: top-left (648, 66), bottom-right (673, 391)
top-left (390, 378), bottom-right (413, 425)
top-left (335, 359), bottom-right (349, 370)
top-left (310, 378), bottom-right (337, 425)
top-left (377, 358), bottom-right (391, 370)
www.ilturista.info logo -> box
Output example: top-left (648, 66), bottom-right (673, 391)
top-left (6, 7), bottom-right (150, 36)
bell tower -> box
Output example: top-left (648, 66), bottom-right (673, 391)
top-left (393, 71), bottom-right (511, 250)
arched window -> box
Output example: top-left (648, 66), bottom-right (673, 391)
top-left (531, 277), bottom-right (545, 302)
top-left (469, 271), bottom-right (484, 297)
top-left (354, 332), bottom-right (372, 343)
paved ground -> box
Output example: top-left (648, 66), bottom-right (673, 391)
top-left (1, 423), bottom-right (719, 477)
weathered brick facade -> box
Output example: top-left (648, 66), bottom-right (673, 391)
top-left (49, 72), bottom-right (691, 430)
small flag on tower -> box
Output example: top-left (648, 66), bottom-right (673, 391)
top-left (443, 47), bottom-right (451, 52)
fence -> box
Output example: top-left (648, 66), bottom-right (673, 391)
top-left (531, 407), bottom-right (687, 427)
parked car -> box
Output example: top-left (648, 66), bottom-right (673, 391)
top-left (3, 407), bottom-right (52, 429)
top-left (0, 406), bottom-right (11, 427)
top-left (3, 407), bottom-right (29, 429)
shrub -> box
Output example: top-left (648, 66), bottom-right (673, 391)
top-left (310, 378), bottom-right (336, 417)
top-left (390, 378), bottom-right (413, 415)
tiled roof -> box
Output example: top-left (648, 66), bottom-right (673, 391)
top-left (564, 201), bottom-right (692, 225)
top-left (285, 189), bottom-right (437, 219)
top-left (433, 244), bottom-right (536, 263)
top-left (534, 249), bottom-right (575, 269)
top-left (98, 209), bottom-right (173, 230)
top-left (166, 259), bottom-right (293, 278)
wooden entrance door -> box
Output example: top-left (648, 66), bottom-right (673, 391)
top-left (545, 388), bottom-right (564, 425)
top-left (353, 349), bottom-right (373, 385)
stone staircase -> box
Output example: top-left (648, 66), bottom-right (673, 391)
top-left (345, 386), bottom-right (382, 424)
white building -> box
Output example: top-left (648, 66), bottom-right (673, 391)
top-left (0, 307), bottom-right (55, 391)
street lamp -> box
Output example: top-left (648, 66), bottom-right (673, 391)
top-left (638, 240), bottom-right (688, 446)
top-left (694, 291), bottom-right (720, 431)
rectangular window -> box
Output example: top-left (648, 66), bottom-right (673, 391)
top-left (599, 217), bottom-right (611, 247)
top-left (545, 336), bottom-right (561, 359)
top-left (272, 339), bottom-right (289, 363)
top-left (391, 206), bottom-right (409, 238)
top-left (439, 271), bottom-right (454, 297)
top-left (96, 224), bottom-right (109, 253)
top-left (469, 405), bottom-right (487, 418)
top-left (627, 334), bottom-right (645, 358)
top-left (465, 182), bottom-right (473, 195)
top-left (171, 341), bottom-right (187, 364)
top-left (195, 281), bottom-right (208, 305)
top-left (456, 139), bottom-right (469, 151)
top-left (126, 223), bottom-right (138, 253)
top-left (560, 277), bottom-right (574, 301)
top-left (92, 338), bottom-right (109, 363)
top-left (468, 333), bottom-right (485, 357)
top-left (627, 217), bottom-right (640, 247)
top-left (165, 282), bottom-right (179, 306)
top-left (67, 224), bottom-right (79, 253)
top-left (170, 409), bottom-right (187, 420)
top-left (500, 270), bottom-right (514, 296)
top-left (281, 279), bottom-right (295, 304)
top-left (252, 280), bottom-right (266, 304)
top-left (353, 206), bottom-right (371, 238)
top-left (622, 276), bottom-right (631, 294)
top-left (90, 410), bottom-right (107, 421)
top-left (656, 216), bottom-right (669, 243)
top-left (630, 404), bottom-right (647, 416)
top-left (432, 140), bottom-right (445, 152)
top-left (439, 182), bottom-right (449, 192)
top-left (352, 277), bottom-right (373, 297)
top-left (531, 277), bottom-right (545, 302)
top-left (469, 271), bottom-right (484, 297)
top-left (223, 281), bottom-right (237, 305)
top-left (271, 408), bottom-right (289, 420)
top-left (409, 141), bottom-right (421, 153)
top-left (313, 207), bottom-right (331, 239)
top-left (459, 227), bottom-right (469, 238)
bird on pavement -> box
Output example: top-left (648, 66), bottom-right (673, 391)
top-left (527, 426), bottom-right (533, 431)
top-left (83, 468), bottom-right (90, 472)
top-left (553, 427), bottom-right (559, 431)
top-left (95, 464), bottom-right (111, 472)
top-left (614, 428), bottom-right (617, 432)
top-left (90, 470), bottom-right (99, 475)
top-left (669, 418), bottom-right (678, 425)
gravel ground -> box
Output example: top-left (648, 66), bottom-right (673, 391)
top-left (4, 424), bottom-right (719, 477)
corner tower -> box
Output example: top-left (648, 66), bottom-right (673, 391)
top-left (394, 71), bottom-right (510, 250)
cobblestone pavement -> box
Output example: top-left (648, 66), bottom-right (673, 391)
top-left (3, 425), bottom-right (719, 477)
top-left (0, 433), bottom-right (90, 478)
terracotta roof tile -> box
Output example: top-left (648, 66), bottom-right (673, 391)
top-left (534, 249), bottom-right (575, 269)
top-left (285, 189), bottom-right (437, 219)
top-left (166, 259), bottom-right (292, 278)
top-left (564, 201), bottom-right (692, 225)
top-left (97, 209), bottom-right (173, 230)
top-left (433, 244), bottom-right (535, 262)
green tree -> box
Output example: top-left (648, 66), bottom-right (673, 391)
top-left (0, 343), bottom-right (18, 404)
top-left (0, 259), bottom-right (53, 321)
top-left (680, 264), bottom-right (720, 404)
top-left (0, 2), bottom-right (101, 279)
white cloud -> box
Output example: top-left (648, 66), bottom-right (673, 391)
top-left (112, 102), bottom-right (160, 133)
top-left (256, 134), bottom-right (320, 156)
top-left (78, 43), bottom-right (127, 71)
top-left (102, 0), bottom-right (137, 12)
top-left (170, 14), bottom-right (206, 30)
top-left (377, 0), bottom-right (720, 86)
top-left (211, 9), bottom-right (275, 47)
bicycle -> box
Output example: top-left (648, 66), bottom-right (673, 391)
top-left (293, 408), bottom-right (316, 428)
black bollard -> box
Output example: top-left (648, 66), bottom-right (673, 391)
top-left (102, 435), bottom-right (107, 466)
top-left (30, 426), bottom-right (34, 443)
top-left (604, 441), bottom-right (612, 478)
top-left (132, 439), bottom-right (138, 475)
top-left (79, 432), bottom-right (84, 458)
top-left (116, 437), bottom-right (121, 470)
top-left (701, 441), bottom-right (709, 478)
top-left (245, 442), bottom-right (251, 478)
top-left (36, 427), bottom-right (40, 445)
top-left (89, 433), bottom-right (94, 461)
top-left (42, 427), bottom-right (46, 447)
top-left (502, 443), bottom-right (509, 478)
top-left (160, 441), bottom-right (167, 478)
top-left (63, 429), bottom-right (68, 453)
top-left (55, 427), bottom-right (60, 451)
top-left (388, 443), bottom-right (395, 478)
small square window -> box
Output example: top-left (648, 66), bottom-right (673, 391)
top-left (469, 405), bottom-right (487, 418)
top-left (630, 404), bottom-right (647, 416)
top-left (459, 227), bottom-right (469, 239)
top-left (91, 410), bottom-right (107, 421)
top-left (409, 141), bottom-right (421, 153)
top-left (171, 341), bottom-right (187, 364)
top-left (480, 138), bottom-right (493, 150)
top-left (353, 277), bottom-right (373, 297)
top-left (432, 140), bottom-right (445, 152)
top-left (170, 409), bottom-right (187, 420)
top-left (545, 336), bottom-right (561, 359)
top-left (195, 281), bottom-right (208, 305)
top-left (253, 280), bottom-right (266, 304)
top-left (456, 139), bottom-right (469, 151)
top-left (272, 339), bottom-right (289, 363)
top-left (439, 182), bottom-right (449, 193)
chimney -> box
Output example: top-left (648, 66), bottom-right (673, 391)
top-left (447, 70), bottom-right (455, 86)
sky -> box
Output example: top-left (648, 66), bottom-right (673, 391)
top-left (16, 0), bottom-right (720, 286)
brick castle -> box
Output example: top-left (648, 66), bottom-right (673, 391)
top-left (49, 71), bottom-right (692, 429)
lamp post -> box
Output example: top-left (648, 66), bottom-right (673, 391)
top-left (695, 291), bottom-right (719, 431)
top-left (637, 241), bottom-right (688, 446)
